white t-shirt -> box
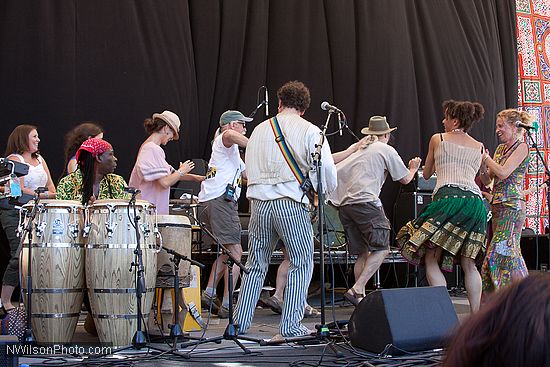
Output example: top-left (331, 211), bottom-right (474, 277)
top-left (198, 131), bottom-right (245, 202)
top-left (329, 141), bottom-right (409, 207)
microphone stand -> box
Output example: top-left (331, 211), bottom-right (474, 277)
top-left (525, 129), bottom-right (550, 269)
top-left (179, 213), bottom-right (260, 355)
top-left (128, 190), bottom-right (147, 349)
top-left (248, 100), bottom-right (267, 119)
top-left (21, 187), bottom-right (46, 343)
top-left (162, 247), bottom-right (205, 349)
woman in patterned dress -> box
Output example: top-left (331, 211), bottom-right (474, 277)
top-left (397, 100), bottom-right (487, 313)
top-left (479, 109), bottom-right (532, 294)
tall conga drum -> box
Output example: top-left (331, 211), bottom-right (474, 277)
top-left (153, 215), bottom-right (191, 332)
top-left (19, 200), bottom-right (86, 344)
top-left (85, 199), bottom-right (157, 347)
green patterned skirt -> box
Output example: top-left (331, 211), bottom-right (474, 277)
top-left (396, 186), bottom-right (487, 272)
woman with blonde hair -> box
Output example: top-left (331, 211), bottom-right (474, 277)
top-left (479, 109), bottom-right (532, 293)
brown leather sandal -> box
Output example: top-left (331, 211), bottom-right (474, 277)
top-left (343, 289), bottom-right (365, 306)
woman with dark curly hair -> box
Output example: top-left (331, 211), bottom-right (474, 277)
top-left (62, 122), bottom-right (104, 175)
top-left (397, 100), bottom-right (487, 313)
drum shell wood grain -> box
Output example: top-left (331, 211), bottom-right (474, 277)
top-left (155, 214), bottom-right (192, 288)
top-left (86, 200), bottom-right (157, 347)
top-left (19, 200), bottom-right (86, 344)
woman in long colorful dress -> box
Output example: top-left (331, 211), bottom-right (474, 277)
top-left (479, 109), bottom-right (531, 293)
top-left (397, 100), bottom-right (487, 313)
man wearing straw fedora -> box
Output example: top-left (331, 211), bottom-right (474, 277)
top-left (329, 116), bottom-right (421, 306)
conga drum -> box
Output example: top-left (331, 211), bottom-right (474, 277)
top-left (85, 199), bottom-right (157, 347)
top-left (153, 215), bottom-right (191, 332)
top-left (19, 200), bottom-right (86, 344)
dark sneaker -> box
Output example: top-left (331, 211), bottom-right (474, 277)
top-left (263, 295), bottom-right (283, 314)
top-left (217, 305), bottom-right (230, 319)
top-left (201, 292), bottom-right (221, 313)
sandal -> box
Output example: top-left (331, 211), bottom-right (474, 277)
top-left (263, 295), bottom-right (283, 314)
top-left (343, 288), bottom-right (364, 307)
top-left (303, 303), bottom-right (320, 318)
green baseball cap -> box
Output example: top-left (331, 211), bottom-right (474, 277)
top-left (219, 110), bottom-right (253, 126)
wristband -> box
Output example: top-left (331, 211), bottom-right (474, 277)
top-left (177, 169), bottom-right (184, 177)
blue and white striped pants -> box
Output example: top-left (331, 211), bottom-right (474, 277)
top-left (234, 198), bottom-right (314, 337)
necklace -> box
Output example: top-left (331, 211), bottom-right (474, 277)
top-left (451, 128), bottom-right (464, 133)
top-left (502, 139), bottom-right (520, 156)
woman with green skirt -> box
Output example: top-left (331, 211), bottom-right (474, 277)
top-left (397, 100), bottom-right (487, 313)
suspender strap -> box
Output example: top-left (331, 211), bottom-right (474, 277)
top-left (269, 116), bottom-right (306, 185)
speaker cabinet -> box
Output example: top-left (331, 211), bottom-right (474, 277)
top-left (392, 192), bottom-right (432, 233)
top-left (348, 286), bottom-right (458, 353)
top-left (520, 234), bottom-right (550, 270)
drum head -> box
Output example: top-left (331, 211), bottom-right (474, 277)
top-left (157, 214), bottom-right (190, 226)
top-left (92, 199), bottom-right (155, 208)
top-left (22, 199), bottom-right (83, 209)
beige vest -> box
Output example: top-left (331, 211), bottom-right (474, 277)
top-left (246, 113), bottom-right (313, 185)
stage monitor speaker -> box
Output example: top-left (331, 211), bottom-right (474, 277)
top-left (0, 335), bottom-right (18, 367)
top-left (348, 286), bottom-right (458, 354)
top-left (393, 192), bottom-right (432, 234)
top-left (520, 234), bottom-right (550, 270)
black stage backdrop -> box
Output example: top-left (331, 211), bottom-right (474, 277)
top-left (0, 0), bottom-right (517, 211)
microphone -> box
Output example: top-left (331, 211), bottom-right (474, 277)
top-left (515, 121), bottom-right (538, 131)
top-left (124, 186), bottom-right (141, 194)
top-left (265, 87), bottom-right (269, 116)
top-left (321, 101), bottom-right (343, 114)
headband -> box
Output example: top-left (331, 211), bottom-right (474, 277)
top-left (75, 137), bottom-right (112, 161)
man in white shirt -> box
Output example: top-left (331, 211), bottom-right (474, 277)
top-left (198, 110), bottom-right (250, 319)
top-left (234, 81), bottom-right (337, 339)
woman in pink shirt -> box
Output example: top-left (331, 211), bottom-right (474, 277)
top-left (129, 110), bottom-right (202, 214)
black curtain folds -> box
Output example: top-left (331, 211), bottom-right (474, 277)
top-left (0, 0), bottom-right (516, 209)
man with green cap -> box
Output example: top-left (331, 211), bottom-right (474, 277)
top-left (199, 110), bottom-right (250, 318)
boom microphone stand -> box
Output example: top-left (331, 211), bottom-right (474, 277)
top-left (180, 214), bottom-right (259, 355)
top-left (162, 247), bottom-right (205, 348)
top-left (248, 85), bottom-right (268, 118)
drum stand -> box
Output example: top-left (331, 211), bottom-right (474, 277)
top-left (179, 216), bottom-right (260, 355)
top-left (21, 186), bottom-right (48, 343)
